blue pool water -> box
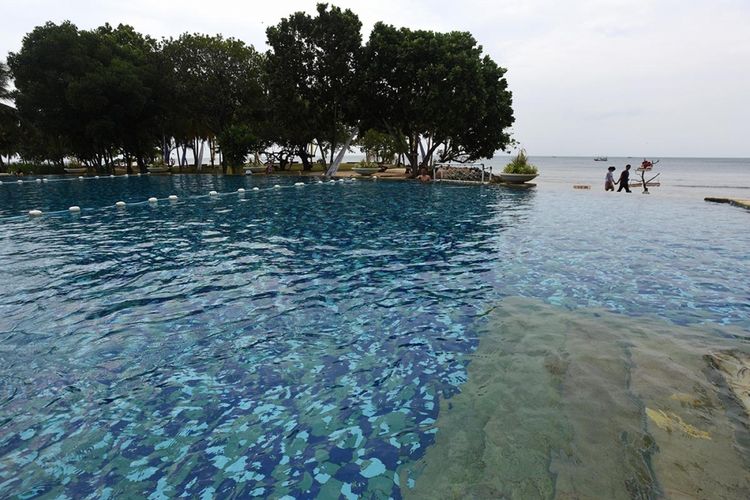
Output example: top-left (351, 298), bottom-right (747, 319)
top-left (1, 175), bottom-right (749, 498)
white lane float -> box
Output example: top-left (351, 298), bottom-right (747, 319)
top-left (69, 206), bottom-right (81, 212)
top-left (78, 176), bottom-right (84, 180)
top-left (294, 182), bottom-right (304, 187)
top-left (18, 180), bottom-right (24, 184)
top-left (124, 174), bottom-right (129, 178)
top-left (148, 197), bottom-right (158, 203)
top-left (28, 209), bottom-right (42, 216)
top-left (95, 175), bottom-right (100, 179)
top-left (237, 188), bottom-right (246, 193)
top-left (209, 190), bottom-right (219, 196)
top-left (137, 173), bottom-right (142, 176)
top-left (273, 184), bottom-right (281, 188)
top-left (329, 179), bottom-right (336, 184)
top-left (115, 201), bottom-right (126, 208)
top-left (168, 194), bottom-right (178, 201)
top-left (252, 187), bottom-right (260, 191)
top-left (42, 178), bottom-right (48, 183)
top-left (36, 179), bottom-right (42, 183)
top-left (0, 181), bottom-right (3, 185)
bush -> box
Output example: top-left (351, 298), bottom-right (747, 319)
top-left (8, 161), bottom-right (65, 175)
top-left (503, 149), bottom-right (537, 175)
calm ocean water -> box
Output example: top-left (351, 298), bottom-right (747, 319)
top-left (486, 156), bottom-right (750, 199)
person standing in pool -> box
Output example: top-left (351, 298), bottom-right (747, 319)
top-left (617, 164), bottom-right (632, 192)
top-left (417, 167), bottom-right (432, 182)
top-left (605, 166), bottom-right (616, 191)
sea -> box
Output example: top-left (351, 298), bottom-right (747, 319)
top-left (483, 156), bottom-right (750, 199)
top-left (334, 154), bottom-right (750, 199)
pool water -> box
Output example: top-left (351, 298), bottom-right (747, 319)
top-left (1, 175), bottom-right (749, 498)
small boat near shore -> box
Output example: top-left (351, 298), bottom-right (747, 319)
top-left (593, 156), bottom-right (608, 162)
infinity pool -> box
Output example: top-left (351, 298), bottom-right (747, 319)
top-left (1, 175), bottom-right (749, 498)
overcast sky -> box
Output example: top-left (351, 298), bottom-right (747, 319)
top-left (2, 0), bottom-right (748, 157)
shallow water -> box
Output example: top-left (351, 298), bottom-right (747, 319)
top-left (0, 175), bottom-right (749, 498)
top-left (405, 297), bottom-right (750, 499)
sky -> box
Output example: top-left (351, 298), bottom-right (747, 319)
top-left (1, 0), bottom-right (749, 157)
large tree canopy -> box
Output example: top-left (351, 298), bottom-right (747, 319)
top-left (265, 3), bottom-right (362, 170)
top-left (3, 5), bottom-right (515, 174)
top-left (8, 22), bottom-right (165, 170)
top-left (361, 23), bottom-right (514, 173)
top-left (162, 33), bottom-right (266, 169)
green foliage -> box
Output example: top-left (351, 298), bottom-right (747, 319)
top-left (0, 61), bottom-right (11, 102)
top-left (4, 161), bottom-right (64, 175)
top-left (3, 5), bottom-right (515, 175)
top-left (360, 24), bottom-right (514, 173)
top-left (503, 150), bottom-right (537, 174)
top-left (358, 129), bottom-right (402, 164)
top-left (266, 3), bottom-right (362, 169)
top-left (217, 124), bottom-right (258, 167)
top-left (0, 62), bottom-right (19, 169)
top-left (8, 22), bottom-right (166, 168)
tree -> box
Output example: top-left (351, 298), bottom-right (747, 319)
top-left (8, 22), bottom-right (165, 171)
top-left (162, 34), bottom-right (265, 170)
top-left (358, 128), bottom-right (403, 165)
top-left (265, 3), bottom-right (362, 170)
top-left (94, 24), bottom-right (165, 172)
top-left (361, 24), bottom-right (514, 175)
top-left (0, 62), bottom-right (19, 171)
top-left (7, 21), bottom-right (81, 166)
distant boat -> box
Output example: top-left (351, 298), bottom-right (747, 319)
top-left (593, 156), bottom-right (608, 161)
top-left (64, 167), bottom-right (87, 174)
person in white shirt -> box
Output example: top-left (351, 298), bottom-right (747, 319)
top-left (605, 166), bottom-right (616, 191)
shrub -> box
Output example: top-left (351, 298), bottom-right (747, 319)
top-left (503, 149), bottom-right (537, 175)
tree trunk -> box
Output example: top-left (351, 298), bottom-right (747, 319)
top-left (407, 133), bottom-right (419, 177)
top-left (325, 130), bottom-right (357, 178)
top-left (299, 148), bottom-right (313, 171)
top-left (193, 137), bottom-right (205, 170)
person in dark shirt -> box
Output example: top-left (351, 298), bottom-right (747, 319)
top-left (617, 164), bottom-right (632, 192)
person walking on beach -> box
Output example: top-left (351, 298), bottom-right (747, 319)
top-left (617, 164), bottom-right (632, 192)
top-left (605, 166), bottom-right (616, 191)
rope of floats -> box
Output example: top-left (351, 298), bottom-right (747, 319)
top-left (5, 175), bottom-right (377, 218)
